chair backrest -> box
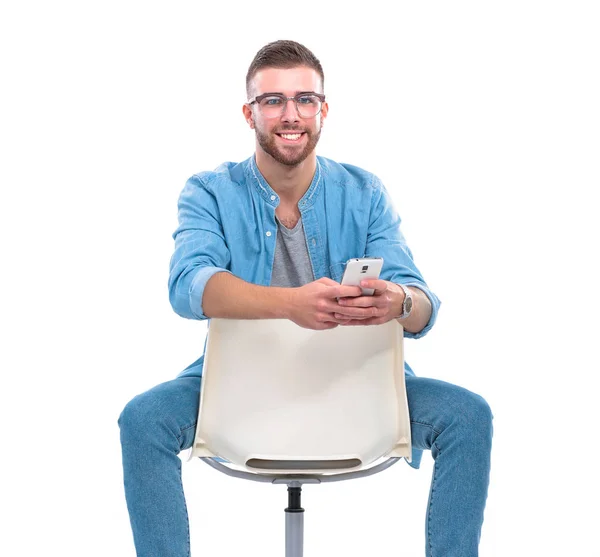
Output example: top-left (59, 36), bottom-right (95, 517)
top-left (191, 318), bottom-right (411, 475)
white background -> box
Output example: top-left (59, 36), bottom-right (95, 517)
top-left (1, 1), bottom-right (599, 556)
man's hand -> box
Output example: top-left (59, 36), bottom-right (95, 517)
top-left (286, 277), bottom-right (363, 330)
top-left (333, 279), bottom-right (404, 326)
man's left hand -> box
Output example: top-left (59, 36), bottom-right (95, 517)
top-left (334, 279), bottom-right (403, 326)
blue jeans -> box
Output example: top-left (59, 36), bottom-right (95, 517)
top-left (119, 375), bottom-right (492, 556)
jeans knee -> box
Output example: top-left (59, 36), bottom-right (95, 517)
top-left (461, 391), bottom-right (493, 443)
top-left (118, 394), bottom-right (156, 442)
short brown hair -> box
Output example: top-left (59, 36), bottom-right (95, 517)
top-left (246, 40), bottom-right (324, 98)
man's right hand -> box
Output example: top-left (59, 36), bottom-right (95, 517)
top-left (286, 277), bottom-right (363, 330)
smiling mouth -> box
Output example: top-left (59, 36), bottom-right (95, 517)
top-left (276, 132), bottom-right (305, 142)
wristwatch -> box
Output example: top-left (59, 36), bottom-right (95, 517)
top-left (398, 284), bottom-right (413, 319)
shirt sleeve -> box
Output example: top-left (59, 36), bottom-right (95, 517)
top-left (168, 175), bottom-right (232, 320)
top-left (364, 176), bottom-right (441, 339)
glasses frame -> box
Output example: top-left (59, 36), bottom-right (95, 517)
top-left (247, 92), bottom-right (326, 119)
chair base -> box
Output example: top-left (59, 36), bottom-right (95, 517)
top-left (200, 457), bottom-right (403, 556)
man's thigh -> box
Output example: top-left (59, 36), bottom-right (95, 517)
top-left (406, 375), bottom-right (491, 452)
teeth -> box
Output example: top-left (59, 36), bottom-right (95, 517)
top-left (280, 133), bottom-right (302, 140)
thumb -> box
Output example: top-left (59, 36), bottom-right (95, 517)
top-left (317, 277), bottom-right (339, 286)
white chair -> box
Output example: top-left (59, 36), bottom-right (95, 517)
top-left (189, 317), bottom-right (411, 557)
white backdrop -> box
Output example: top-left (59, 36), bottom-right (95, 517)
top-left (1, 1), bottom-right (599, 556)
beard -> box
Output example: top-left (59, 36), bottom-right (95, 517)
top-left (255, 125), bottom-right (322, 167)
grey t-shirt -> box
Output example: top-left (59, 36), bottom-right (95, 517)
top-left (270, 216), bottom-right (314, 287)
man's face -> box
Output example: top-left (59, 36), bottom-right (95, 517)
top-left (245, 66), bottom-right (328, 167)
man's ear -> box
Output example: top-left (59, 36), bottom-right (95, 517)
top-left (242, 104), bottom-right (255, 129)
top-left (320, 101), bottom-right (329, 127)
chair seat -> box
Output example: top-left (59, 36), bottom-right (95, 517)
top-left (191, 318), bottom-right (411, 475)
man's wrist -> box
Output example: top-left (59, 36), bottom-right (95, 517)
top-left (396, 283), bottom-right (413, 319)
top-left (395, 286), bottom-right (433, 334)
top-left (276, 287), bottom-right (296, 320)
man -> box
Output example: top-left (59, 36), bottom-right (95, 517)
top-left (119, 40), bottom-right (493, 556)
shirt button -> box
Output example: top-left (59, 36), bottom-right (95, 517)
top-left (312, 238), bottom-right (316, 247)
top-left (266, 231), bottom-right (272, 237)
top-left (270, 195), bottom-right (276, 201)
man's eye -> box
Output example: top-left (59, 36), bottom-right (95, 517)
top-left (297, 95), bottom-right (317, 105)
top-left (261, 97), bottom-right (283, 106)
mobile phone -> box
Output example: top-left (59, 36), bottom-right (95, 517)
top-left (340, 257), bottom-right (384, 296)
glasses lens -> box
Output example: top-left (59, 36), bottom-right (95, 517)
top-left (295, 95), bottom-right (321, 118)
top-left (258, 96), bottom-right (285, 118)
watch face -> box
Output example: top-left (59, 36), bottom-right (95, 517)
top-left (405, 295), bottom-right (413, 314)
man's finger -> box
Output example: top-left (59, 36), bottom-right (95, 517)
top-left (338, 296), bottom-right (382, 308)
top-left (334, 306), bottom-right (382, 319)
top-left (340, 316), bottom-right (385, 327)
top-left (331, 285), bottom-right (363, 298)
top-left (360, 279), bottom-right (389, 295)
top-left (318, 277), bottom-right (339, 286)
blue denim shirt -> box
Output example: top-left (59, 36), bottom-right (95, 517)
top-left (169, 155), bottom-right (441, 380)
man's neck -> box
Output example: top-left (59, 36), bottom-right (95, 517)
top-left (255, 149), bottom-right (317, 205)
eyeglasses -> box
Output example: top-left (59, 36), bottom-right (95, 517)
top-left (248, 92), bottom-right (326, 119)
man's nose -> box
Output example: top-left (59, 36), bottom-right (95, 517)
top-left (281, 98), bottom-right (300, 121)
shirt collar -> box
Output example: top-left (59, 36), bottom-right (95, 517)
top-left (246, 155), bottom-right (323, 209)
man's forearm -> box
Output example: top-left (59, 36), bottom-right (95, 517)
top-left (399, 287), bottom-right (433, 334)
top-left (202, 272), bottom-right (293, 319)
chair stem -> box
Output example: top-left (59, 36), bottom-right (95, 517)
top-left (285, 485), bottom-right (304, 557)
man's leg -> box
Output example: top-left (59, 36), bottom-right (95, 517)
top-left (406, 376), bottom-right (493, 557)
top-left (118, 376), bottom-right (201, 557)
